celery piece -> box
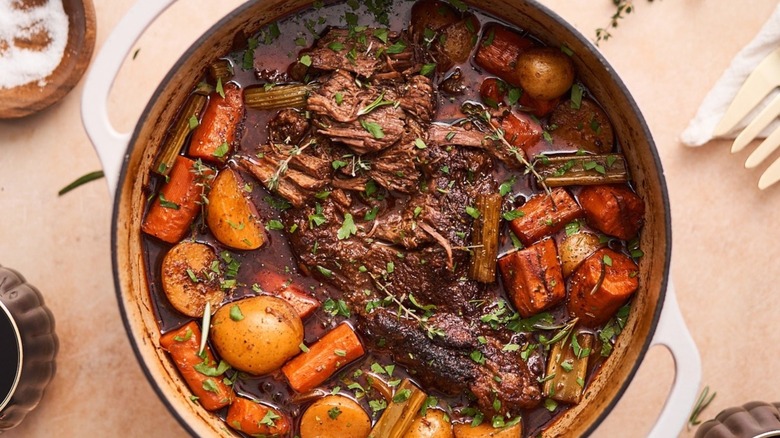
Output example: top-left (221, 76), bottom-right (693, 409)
top-left (543, 331), bottom-right (594, 404)
top-left (154, 94), bottom-right (208, 176)
top-left (534, 154), bottom-right (628, 187)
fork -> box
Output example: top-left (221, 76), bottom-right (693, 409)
top-left (713, 46), bottom-right (780, 189)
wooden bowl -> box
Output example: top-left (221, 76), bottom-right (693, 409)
top-left (0, 0), bottom-right (96, 119)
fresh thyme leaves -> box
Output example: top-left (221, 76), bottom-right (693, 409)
top-left (267, 139), bottom-right (315, 191)
top-left (368, 272), bottom-right (444, 339)
top-left (595, 0), bottom-right (655, 45)
top-left (461, 102), bottom-right (552, 195)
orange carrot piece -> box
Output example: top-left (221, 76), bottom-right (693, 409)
top-left (282, 323), bottom-right (365, 393)
top-left (189, 82), bottom-right (244, 163)
top-left (578, 185), bottom-right (645, 240)
top-left (159, 321), bottom-right (234, 411)
top-left (474, 23), bottom-right (534, 86)
top-left (141, 156), bottom-right (213, 243)
top-left (500, 111), bottom-right (543, 153)
top-left (254, 270), bottom-right (320, 319)
top-left (226, 397), bottom-right (290, 436)
top-left (508, 187), bottom-right (583, 246)
top-left (519, 92), bottom-right (560, 118)
top-left (498, 238), bottom-right (565, 318)
top-left (479, 78), bottom-right (508, 108)
top-left (567, 248), bottom-right (639, 327)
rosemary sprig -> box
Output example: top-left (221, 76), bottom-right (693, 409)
top-left (688, 385), bottom-right (716, 429)
top-left (266, 139), bottom-right (316, 191)
top-left (58, 170), bottom-right (105, 196)
top-left (540, 318), bottom-right (578, 346)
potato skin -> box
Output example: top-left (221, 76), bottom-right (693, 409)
top-left (404, 409), bottom-right (453, 438)
top-left (453, 422), bottom-right (522, 438)
top-left (436, 14), bottom-right (480, 70)
top-left (299, 395), bottom-right (371, 438)
top-left (211, 295), bottom-right (303, 375)
top-left (558, 231), bottom-right (604, 278)
top-left (515, 47), bottom-right (574, 100)
top-left (206, 168), bottom-right (266, 250)
top-left (410, 0), bottom-right (459, 43)
top-left (161, 241), bottom-right (225, 317)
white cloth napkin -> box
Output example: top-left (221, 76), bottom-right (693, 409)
top-left (681, 3), bottom-right (780, 147)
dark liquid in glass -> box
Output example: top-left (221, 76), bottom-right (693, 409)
top-left (0, 306), bottom-right (21, 407)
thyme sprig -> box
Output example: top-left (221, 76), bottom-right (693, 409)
top-left (461, 103), bottom-right (552, 196)
top-left (368, 272), bottom-right (445, 339)
top-left (595, 0), bottom-right (655, 45)
top-left (267, 139), bottom-right (316, 191)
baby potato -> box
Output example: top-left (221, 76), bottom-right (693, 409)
top-left (453, 421), bottom-right (521, 438)
top-left (206, 168), bottom-right (266, 250)
top-left (410, 0), bottom-right (459, 44)
top-left (559, 231), bottom-right (604, 278)
top-left (299, 395), bottom-right (371, 438)
top-left (549, 98), bottom-right (615, 154)
top-left (514, 47), bottom-right (575, 101)
top-left (404, 409), bottom-right (453, 438)
top-left (436, 14), bottom-right (481, 70)
top-left (211, 295), bottom-right (303, 375)
top-left (161, 241), bottom-right (224, 318)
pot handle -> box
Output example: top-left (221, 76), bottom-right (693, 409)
top-left (647, 279), bottom-right (702, 438)
top-left (81, 0), bottom-right (177, 198)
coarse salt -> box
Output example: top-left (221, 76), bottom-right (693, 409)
top-left (0, 0), bottom-right (69, 89)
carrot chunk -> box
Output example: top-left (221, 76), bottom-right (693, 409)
top-left (518, 92), bottom-right (560, 118)
top-left (226, 397), bottom-right (290, 436)
top-left (282, 323), bottom-right (365, 393)
top-left (578, 184), bottom-right (645, 240)
top-left (500, 111), bottom-right (543, 153)
top-left (474, 23), bottom-right (534, 86)
top-left (254, 270), bottom-right (320, 319)
top-left (189, 82), bottom-right (244, 163)
top-left (567, 248), bottom-right (639, 327)
top-left (479, 77), bottom-right (509, 108)
top-left (141, 156), bottom-right (213, 243)
top-left (498, 238), bottom-right (565, 318)
top-left (159, 321), bottom-right (233, 411)
top-left (508, 187), bottom-right (583, 246)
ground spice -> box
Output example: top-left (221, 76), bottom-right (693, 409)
top-left (0, 0), bottom-right (69, 89)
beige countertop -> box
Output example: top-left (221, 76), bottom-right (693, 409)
top-left (1, 0), bottom-right (779, 436)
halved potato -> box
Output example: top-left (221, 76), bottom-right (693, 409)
top-left (558, 231), bottom-right (604, 277)
top-left (452, 422), bottom-right (521, 438)
top-left (404, 409), bottom-right (453, 438)
top-left (161, 240), bottom-right (224, 317)
top-left (300, 395), bottom-right (371, 438)
top-left (206, 168), bottom-right (266, 250)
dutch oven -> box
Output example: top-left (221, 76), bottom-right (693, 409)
top-left (80, 0), bottom-right (702, 436)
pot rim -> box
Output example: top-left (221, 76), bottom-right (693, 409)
top-left (109, 0), bottom-right (672, 436)
top-left (0, 300), bottom-right (23, 413)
